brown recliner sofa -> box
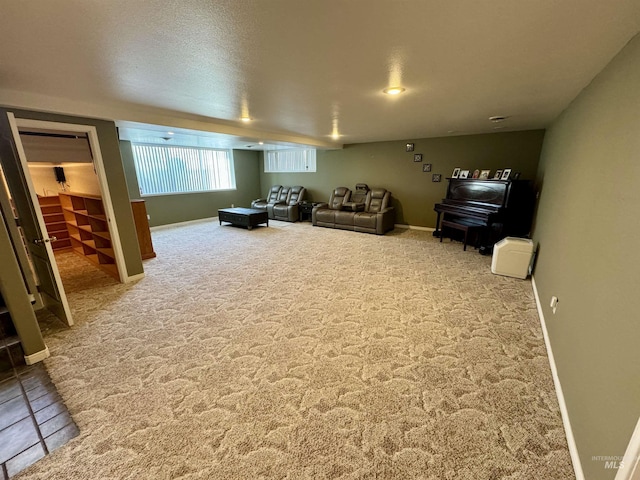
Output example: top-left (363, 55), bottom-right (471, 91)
top-left (273, 185), bottom-right (306, 222)
top-left (312, 186), bottom-right (395, 235)
top-left (251, 185), bottom-right (282, 215)
top-left (251, 185), bottom-right (306, 221)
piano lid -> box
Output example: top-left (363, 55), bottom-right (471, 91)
top-left (446, 178), bottom-right (509, 207)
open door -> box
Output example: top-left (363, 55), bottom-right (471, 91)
top-left (0, 109), bottom-right (73, 326)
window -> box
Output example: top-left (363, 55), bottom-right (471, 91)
top-left (265, 149), bottom-right (316, 172)
top-left (131, 144), bottom-right (235, 195)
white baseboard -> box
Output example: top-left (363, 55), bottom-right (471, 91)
top-left (531, 276), bottom-right (585, 480)
top-left (24, 345), bottom-right (50, 365)
top-left (125, 272), bottom-right (145, 283)
top-left (395, 224), bottom-right (436, 232)
top-left (616, 416), bottom-right (640, 480)
top-left (150, 217), bottom-right (214, 231)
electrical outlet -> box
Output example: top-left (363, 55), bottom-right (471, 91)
top-left (550, 296), bottom-right (559, 314)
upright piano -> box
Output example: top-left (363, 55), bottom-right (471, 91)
top-left (434, 178), bottom-right (535, 254)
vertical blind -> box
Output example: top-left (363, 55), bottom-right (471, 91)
top-left (132, 144), bottom-right (235, 195)
top-left (265, 149), bottom-right (316, 172)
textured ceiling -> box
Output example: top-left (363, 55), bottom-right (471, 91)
top-left (1, 0), bottom-right (639, 148)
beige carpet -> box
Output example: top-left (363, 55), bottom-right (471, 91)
top-left (19, 220), bottom-right (574, 479)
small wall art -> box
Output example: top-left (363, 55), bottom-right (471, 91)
top-left (459, 170), bottom-right (470, 179)
top-left (493, 170), bottom-right (503, 179)
top-left (406, 143), bottom-right (414, 152)
top-left (451, 167), bottom-right (461, 178)
top-left (501, 168), bottom-right (512, 180)
top-left (423, 163), bottom-right (432, 172)
top-left (413, 153), bottom-right (423, 162)
top-left (432, 174), bottom-right (442, 182)
top-left (479, 170), bottom-right (490, 179)
top-left (472, 169), bottom-right (480, 179)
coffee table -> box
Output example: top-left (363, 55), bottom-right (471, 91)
top-left (218, 207), bottom-right (269, 230)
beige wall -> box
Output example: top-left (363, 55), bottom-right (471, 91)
top-left (532, 34), bottom-right (640, 479)
top-left (119, 142), bottom-right (261, 227)
top-left (260, 130), bottom-right (545, 227)
top-left (28, 163), bottom-right (101, 197)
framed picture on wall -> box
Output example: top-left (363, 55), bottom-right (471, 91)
top-left (452, 167), bottom-right (461, 178)
top-left (423, 163), bottom-right (432, 172)
top-left (479, 170), bottom-right (490, 179)
top-left (501, 168), bottom-right (512, 180)
top-left (493, 170), bottom-right (503, 179)
top-left (413, 153), bottom-right (423, 162)
top-left (406, 143), bottom-right (415, 152)
top-left (459, 170), bottom-right (470, 179)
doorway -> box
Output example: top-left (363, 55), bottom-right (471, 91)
top-left (22, 137), bottom-right (120, 294)
top-left (1, 113), bottom-right (129, 327)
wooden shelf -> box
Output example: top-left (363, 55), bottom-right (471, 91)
top-left (58, 192), bottom-right (119, 279)
top-left (38, 195), bottom-right (72, 252)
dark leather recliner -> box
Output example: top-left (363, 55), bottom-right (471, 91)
top-left (269, 186), bottom-right (290, 218)
top-left (353, 188), bottom-right (395, 234)
top-left (272, 185), bottom-right (306, 222)
top-left (312, 186), bottom-right (394, 235)
top-left (251, 185), bottom-right (282, 212)
top-left (312, 187), bottom-right (351, 226)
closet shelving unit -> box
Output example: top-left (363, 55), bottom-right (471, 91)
top-left (37, 195), bottom-right (72, 251)
top-left (58, 192), bottom-right (119, 279)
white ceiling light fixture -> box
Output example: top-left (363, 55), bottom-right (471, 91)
top-left (331, 115), bottom-right (340, 140)
top-left (383, 86), bottom-right (405, 95)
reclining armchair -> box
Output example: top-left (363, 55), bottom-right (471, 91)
top-left (272, 185), bottom-right (306, 222)
top-left (312, 187), bottom-right (351, 227)
top-left (251, 185), bottom-right (282, 214)
top-left (353, 188), bottom-right (395, 234)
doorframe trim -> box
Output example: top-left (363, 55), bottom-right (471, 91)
top-left (615, 416), bottom-right (640, 480)
top-left (24, 345), bottom-right (50, 365)
top-left (12, 117), bottom-right (129, 282)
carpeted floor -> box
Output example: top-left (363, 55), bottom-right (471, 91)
top-left (18, 220), bottom-right (574, 479)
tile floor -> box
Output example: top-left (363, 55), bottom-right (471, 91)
top-left (0, 329), bottom-right (79, 478)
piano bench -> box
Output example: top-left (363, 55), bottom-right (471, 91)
top-left (440, 219), bottom-right (483, 251)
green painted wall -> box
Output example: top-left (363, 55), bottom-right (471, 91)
top-left (259, 130), bottom-right (545, 227)
top-left (8, 108), bottom-right (143, 278)
top-left (532, 34), bottom-right (640, 479)
top-left (119, 143), bottom-right (261, 227)
top-left (119, 140), bottom-right (142, 200)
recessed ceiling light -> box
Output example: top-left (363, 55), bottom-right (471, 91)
top-left (241, 116), bottom-right (251, 123)
top-left (489, 116), bottom-right (508, 123)
top-left (258, 141), bottom-right (264, 145)
top-left (167, 131), bottom-right (174, 135)
top-left (383, 86), bottom-right (405, 95)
